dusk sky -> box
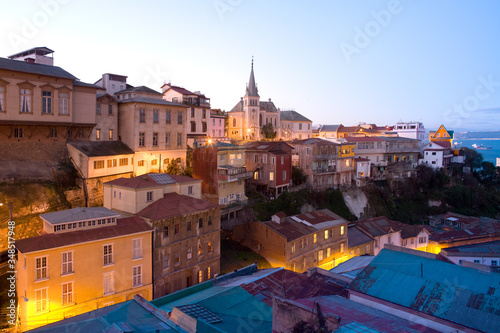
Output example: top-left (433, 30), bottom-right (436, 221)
top-left (1, 0), bottom-right (499, 131)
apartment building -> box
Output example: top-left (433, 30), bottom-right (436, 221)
top-left (116, 86), bottom-right (188, 175)
top-left (162, 84), bottom-right (210, 147)
top-left (290, 138), bottom-right (339, 189)
top-left (233, 209), bottom-right (349, 272)
top-left (209, 108), bottom-right (226, 142)
top-left (15, 207), bottom-right (153, 331)
top-left (137, 192), bottom-right (221, 298)
top-left (244, 141), bottom-right (293, 197)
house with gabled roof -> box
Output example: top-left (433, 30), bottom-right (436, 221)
top-left (103, 172), bottom-right (202, 215)
top-left (233, 209), bottom-right (349, 272)
top-left (318, 124), bottom-right (341, 138)
top-left (429, 124), bottom-right (454, 147)
top-left (355, 217), bottom-right (403, 255)
top-left (279, 110), bottom-right (312, 140)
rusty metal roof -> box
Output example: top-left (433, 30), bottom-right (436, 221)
top-left (349, 248), bottom-right (500, 332)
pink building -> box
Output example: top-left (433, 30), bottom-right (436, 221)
top-left (209, 109), bottom-right (226, 142)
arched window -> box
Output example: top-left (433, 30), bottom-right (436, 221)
top-left (259, 114), bottom-right (262, 127)
top-left (233, 118), bottom-right (236, 127)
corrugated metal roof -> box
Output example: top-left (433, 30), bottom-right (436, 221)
top-left (40, 206), bottom-right (119, 224)
top-left (29, 298), bottom-right (183, 332)
top-left (349, 248), bottom-right (500, 332)
top-left (296, 295), bottom-right (438, 333)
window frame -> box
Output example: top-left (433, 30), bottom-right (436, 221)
top-left (61, 251), bottom-right (74, 276)
top-left (103, 244), bottom-right (114, 266)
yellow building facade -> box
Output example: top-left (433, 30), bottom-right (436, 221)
top-left (15, 210), bottom-right (153, 331)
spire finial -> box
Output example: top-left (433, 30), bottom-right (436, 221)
top-left (251, 56), bottom-right (254, 68)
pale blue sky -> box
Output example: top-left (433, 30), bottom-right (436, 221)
top-left (1, 0), bottom-right (499, 131)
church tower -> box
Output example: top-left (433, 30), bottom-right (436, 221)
top-left (243, 59), bottom-right (260, 140)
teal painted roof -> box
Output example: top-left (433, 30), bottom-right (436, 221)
top-left (29, 298), bottom-right (185, 332)
top-left (349, 249), bottom-right (500, 332)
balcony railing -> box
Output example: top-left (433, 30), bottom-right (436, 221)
top-left (315, 166), bottom-right (337, 174)
top-left (181, 97), bottom-right (210, 107)
top-left (218, 167), bottom-right (252, 182)
top-left (315, 154), bottom-right (337, 160)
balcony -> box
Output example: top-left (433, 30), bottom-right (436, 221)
top-left (315, 154), bottom-right (337, 160)
top-left (218, 166), bottom-right (252, 182)
top-left (181, 97), bottom-right (210, 107)
top-left (315, 166), bottom-right (337, 174)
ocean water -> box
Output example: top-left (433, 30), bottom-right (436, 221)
top-left (456, 139), bottom-right (500, 165)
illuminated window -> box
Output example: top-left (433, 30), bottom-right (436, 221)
top-left (318, 250), bottom-right (323, 261)
top-left (313, 233), bottom-right (317, 243)
top-left (340, 225), bottom-right (345, 235)
top-left (94, 160), bottom-right (104, 169)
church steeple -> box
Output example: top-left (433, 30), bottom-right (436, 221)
top-left (246, 57), bottom-right (259, 97)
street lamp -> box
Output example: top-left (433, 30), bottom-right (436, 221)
top-left (0, 202), bottom-right (13, 221)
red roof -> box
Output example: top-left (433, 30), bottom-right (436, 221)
top-left (241, 269), bottom-right (347, 306)
top-left (16, 216), bottom-right (152, 253)
top-left (137, 192), bottom-right (218, 220)
top-left (432, 141), bottom-right (451, 149)
top-left (355, 217), bottom-right (403, 237)
top-left (167, 85), bottom-right (195, 95)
